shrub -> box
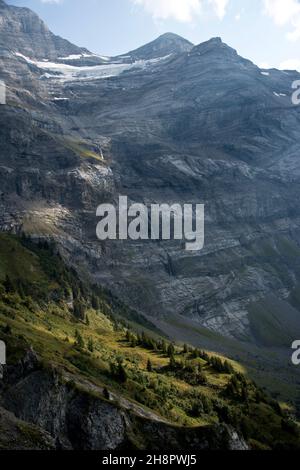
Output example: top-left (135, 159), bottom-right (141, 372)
top-left (74, 330), bottom-right (85, 350)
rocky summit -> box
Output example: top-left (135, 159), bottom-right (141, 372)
top-left (1, 0), bottom-right (300, 407)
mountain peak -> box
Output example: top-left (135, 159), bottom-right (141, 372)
top-left (157, 32), bottom-right (190, 42)
top-left (207, 36), bottom-right (223, 44)
top-left (0, 0), bottom-right (88, 60)
top-left (194, 37), bottom-right (226, 50)
top-left (191, 36), bottom-right (239, 58)
top-left (124, 32), bottom-right (193, 61)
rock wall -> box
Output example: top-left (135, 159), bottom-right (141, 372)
top-left (0, 350), bottom-right (248, 451)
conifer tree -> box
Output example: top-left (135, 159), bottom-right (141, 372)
top-left (117, 362), bottom-right (127, 383)
top-left (147, 359), bottom-right (153, 372)
top-left (167, 343), bottom-right (175, 357)
top-left (75, 329), bottom-right (84, 349)
top-left (88, 337), bottom-right (94, 352)
top-left (169, 354), bottom-right (177, 370)
top-left (4, 275), bottom-right (14, 293)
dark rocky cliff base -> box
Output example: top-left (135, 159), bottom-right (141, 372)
top-left (0, 352), bottom-right (247, 451)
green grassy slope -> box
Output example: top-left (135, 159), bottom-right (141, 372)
top-left (0, 233), bottom-right (299, 450)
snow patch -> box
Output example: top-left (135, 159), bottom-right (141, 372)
top-left (273, 92), bottom-right (287, 97)
top-left (58, 54), bottom-right (85, 60)
top-left (57, 53), bottom-right (110, 61)
top-left (15, 52), bottom-right (169, 82)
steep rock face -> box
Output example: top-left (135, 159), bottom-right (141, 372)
top-left (49, 36), bottom-right (300, 342)
top-left (0, 0), bottom-right (87, 60)
top-left (0, 406), bottom-right (56, 450)
top-left (0, 351), bottom-right (248, 451)
top-left (1, 0), bottom-right (300, 356)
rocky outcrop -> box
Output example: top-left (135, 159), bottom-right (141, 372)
top-left (0, 0), bottom-right (88, 60)
top-left (0, 406), bottom-right (55, 450)
top-left (0, 350), bottom-right (248, 451)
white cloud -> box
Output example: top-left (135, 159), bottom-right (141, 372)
top-left (132, 0), bottom-right (230, 22)
top-left (209, 0), bottom-right (230, 20)
top-left (263, 0), bottom-right (300, 41)
top-left (132, 0), bottom-right (202, 22)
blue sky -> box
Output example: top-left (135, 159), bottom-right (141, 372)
top-left (7, 0), bottom-right (300, 70)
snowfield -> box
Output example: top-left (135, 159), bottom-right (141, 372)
top-left (15, 52), bottom-right (170, 82)
top-left (57, 53), bottom-right (111, 61)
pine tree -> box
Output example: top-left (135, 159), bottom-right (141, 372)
top-left (224, 360), bottom-right (234, 374)
top-left (117, 362), bottom-right (127, 383)
top-left (147, 359), bottom-right (153, 372)
top-left (167, 343), bottom-right (175, 357)
top-left (88, 337), bottom-right (94, 352)
top-left (4, 275), bottom-right (14, 293)
top-left (73, 301), bottom-right (85, 320)
top-left (91, 294), bottom-right (100, 310)
top-left (3, 324), bottom-right (11, 334)
top-left (161, 339), bottom-right (167, 355)
top-left (241, 385), bottom-right (249, 402)
top-left (142, 331), bottom-right (147, 347)
top-left (169, 354), bottom-right (177, 370)
top-left (74, 329), bottom-right (84, 349)
top-left (17, 281), bottom-right (25, 298)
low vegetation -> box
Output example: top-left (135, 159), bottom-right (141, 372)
top-left (0, 233), bottom-right (299, 450)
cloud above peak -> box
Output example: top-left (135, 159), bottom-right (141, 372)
top-left (132, 0), bottom-right (201, 22)
top-left (209, 0), bottom-right (230, 19)
top-left (132, 0), bottom-right (229, 23)
top-left (263, 0), bottom-right (300, 41)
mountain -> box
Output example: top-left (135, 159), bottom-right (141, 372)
top-left (1, 0), bottom-right (300, 415)
top-left (0, 0), bottom-right (88, 60)
top-left (121, 32), bottom-right (193, 60)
